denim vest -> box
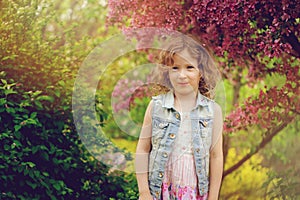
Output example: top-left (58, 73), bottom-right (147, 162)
top-left (148, 91), bottom-right (214, 199)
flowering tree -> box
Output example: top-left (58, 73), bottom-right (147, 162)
top-left (108, 0), bottom-right (300, 177)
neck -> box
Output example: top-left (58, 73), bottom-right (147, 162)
top-left (173, 91), bottom-right (198, 112)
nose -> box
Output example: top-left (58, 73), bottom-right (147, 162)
top-left (178, 69), bottom-right (187, 78)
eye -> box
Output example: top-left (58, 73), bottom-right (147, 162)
top-left (171, 66), bottom-right (179, 70)
top-left (187, 65), bottom-right (195, 69)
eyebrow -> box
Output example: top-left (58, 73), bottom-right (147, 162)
top-left (173, 62), bottom-right (195, 66)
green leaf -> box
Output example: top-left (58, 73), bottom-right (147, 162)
top-left (42, 172), bottom-right (49, 177)
top-left (1, 55), bottom-right (18, 61)
top-left (0, 98), bottom-right (7, 106)
top-left (14, 125), bottom-right (22, 132)
top-left (32, 146), bottom-right (39, 154)
top-left (14, 132), bottom-right (21, 139)
top-left (52, 158), bottom-right (59, 164)
top-left (0, 132), bottom-right (9, 139)
top-left (25, 118), bottom-right (39, 125)
top-left (34, 170), bottom-right (40, 177)
top-left (31, 90), bottom-right (43, 97)
top-left (58, 80), bottom-right (65, 86)
top-left (4, 89), bottom-right (17, 95)
top-left (30, 112), bottom-right (37, 118)
top-left (54, 89), bottom-right (61, 97)
top-left (11, 140), bottom-right (21, 149)
top-left (26, 180), bottom-right (38, 189)
top-left (4, 144), bottom-right (10, 151)
top-left (53, 182), bottom-right (61, 190)
top-left (41, 151), bottom-right (49, 161)
top-left (36, 95), bottom-right (54, 103)
top-left (17, 166), bottom-right (23, 173)
top-left (34, 100), bottom-right (43, 109)
top-left (6, 107), bottom-right (16, 114)
top-left (40, 179), bottom-right (50, 190)
top-left (27, 162), bottom-right (36, 168)
top-left (23, 170), bottom-right (29, 176)
top-left (29, 170), bottom-right (34, 178)
top-left (1, 79), bottom-right (7, 85)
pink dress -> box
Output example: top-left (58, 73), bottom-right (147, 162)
top-left (155, 112), bottom-right (208, 200)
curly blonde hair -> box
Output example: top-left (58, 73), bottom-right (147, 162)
top-left (152, 34), bottom-right (220, 99)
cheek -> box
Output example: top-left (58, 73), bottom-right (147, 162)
top-left (189, 72), bottom-right (200, 80)
top-left (190, 73), bottom-right (201, 85)
top-left (167, 72), bottom-right (177, 86)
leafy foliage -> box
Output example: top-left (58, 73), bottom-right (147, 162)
top-left (0, 0), bottom-right (138, 199)
top-left (220, 148), bottom-right (270, 200)
top-left (0, 75), bottom-right (137, 199)
top-left (107, 0), bottom-right (300, 131)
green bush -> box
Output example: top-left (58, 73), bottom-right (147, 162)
top-left (0, 1), bottom-right (140, 199)
top-left (0, 75), bottom-right (138, 199)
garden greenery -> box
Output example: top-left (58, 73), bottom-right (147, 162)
top-left (0, 1), bottom-right (138, 199)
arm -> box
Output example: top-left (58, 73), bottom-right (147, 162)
top-left (135, 100), bottom-right (153, 200)
top-left (208, 103), bottom-right (224, 200)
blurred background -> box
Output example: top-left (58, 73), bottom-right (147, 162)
top-left (0, 0), bottom-right (299, 199)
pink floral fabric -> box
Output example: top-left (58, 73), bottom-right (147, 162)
top-left (159, 183), bottom-right (208, 200)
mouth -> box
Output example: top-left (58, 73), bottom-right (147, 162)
top-left (178, 82), bottom-right (189, 86)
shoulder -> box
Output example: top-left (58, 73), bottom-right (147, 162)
top-left (151, 91), bottom-right (173, 115)
top-left (151, 91), bottom-right (171, 106)
top-left (201, 94), bottom-right (221, 114)
top-left (151, 94), bottom-right (164, 113)
top-left (212, 102), bottom-right (222, 114)
top-left (152, 92), bottom-right (169, 101)
top-left (212, 102), bottom-right (223, 124)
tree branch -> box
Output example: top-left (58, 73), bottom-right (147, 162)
top-left (223, 115), bottom-right (296, 178)
top-left (283, 32), bottom-right (300, 58)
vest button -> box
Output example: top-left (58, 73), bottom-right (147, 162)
top-left (163, 152), bottom-right (168, 158)
top-left (159, 123), bottom-right (163, 128)
top-left (159, 122), bottom-right (167, 128)
top-left (175, 113), bottom-right (180, 119)
top-left (169, 133), bottom-right (176, 139)
top-left (159, 172), bottom-right (164, 178)
top-left (196, 148), bottom-right (200, 153)
top-left (200, 120), bottom-right (208, 127)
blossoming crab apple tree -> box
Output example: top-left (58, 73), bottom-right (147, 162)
top-left (107, 0), bottom-right (300, 176)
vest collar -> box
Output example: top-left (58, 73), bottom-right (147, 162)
top-left (162, 90), bottom-right (209, 109)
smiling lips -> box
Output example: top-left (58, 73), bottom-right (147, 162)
top-left (178, 82), bottom-right (189, 86)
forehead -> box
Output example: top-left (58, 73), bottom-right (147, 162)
top-left (173, 49), bottom-right (198, 66)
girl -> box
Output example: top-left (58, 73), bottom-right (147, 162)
top-left (135, 35), bottom-right (223, 200)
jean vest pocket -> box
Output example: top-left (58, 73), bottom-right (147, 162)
top-left (152, 118), bottom-right (169, 142)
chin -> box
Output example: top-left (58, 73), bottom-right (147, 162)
top-left (175, 88), bottom-right (197, 96)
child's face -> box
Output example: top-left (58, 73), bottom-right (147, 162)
top-left (168, 49), bottom-right (201, 96)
